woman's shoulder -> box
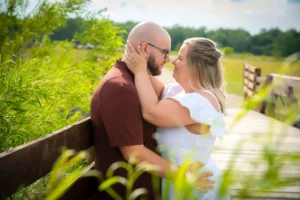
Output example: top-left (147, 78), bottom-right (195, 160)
top-left (177, 90), bottom-right (221, 112)
top-left (168, 91), bottom-right (225, 138)
top-left (162, 82), bottom-right (184, 99)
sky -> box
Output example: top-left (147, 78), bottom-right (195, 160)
top-left (88, 0), bottom-right (300, 35)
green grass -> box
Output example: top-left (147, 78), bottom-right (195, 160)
top-left (166, 54), bottom-right (300, 96)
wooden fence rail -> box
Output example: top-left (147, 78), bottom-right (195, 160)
top-left (0, 118), bottom-right (97, 200)
top-left (243, 62), bottom-right (300, 128)
top-left (243, 62), bottom-right (265, 99)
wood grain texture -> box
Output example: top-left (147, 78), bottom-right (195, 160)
top-left (0, 117), bottom-right (94, 199)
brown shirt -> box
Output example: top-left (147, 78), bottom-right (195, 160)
top-left (90, 59), bottom-right (159, 199)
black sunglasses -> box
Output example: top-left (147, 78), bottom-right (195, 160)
top-left (142, 43), bottom-right (170, 59)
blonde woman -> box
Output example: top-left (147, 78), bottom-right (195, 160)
top-left (124, 37), bottom-right (230, 199)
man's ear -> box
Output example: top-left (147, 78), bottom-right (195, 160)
top-left (141, 43), bottom-right (148, 59)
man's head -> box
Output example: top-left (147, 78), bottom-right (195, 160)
top-left (127, 21), bottom-right (171, 76)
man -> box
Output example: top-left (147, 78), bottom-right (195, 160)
top-left (90, 21), bottom-right (212, 199)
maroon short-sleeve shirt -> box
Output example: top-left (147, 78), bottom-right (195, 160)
top-left (90, 59), bottom-right (159, 199)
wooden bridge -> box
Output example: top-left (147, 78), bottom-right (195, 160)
top-left (0, 64), bottom-right (299, 199)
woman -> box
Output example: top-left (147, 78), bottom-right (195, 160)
top-left (125, 37), bottom-right (230, 200)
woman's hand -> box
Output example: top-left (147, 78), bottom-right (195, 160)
top-left (124, 41), bottom-right (147, 75)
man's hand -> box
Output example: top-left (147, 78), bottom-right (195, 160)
top-left (187, 162), bottom-right (214, 192)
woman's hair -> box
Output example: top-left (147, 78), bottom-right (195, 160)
top-left (183, 37), bottom-right (226, 113)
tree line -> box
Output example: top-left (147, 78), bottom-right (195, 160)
top-left (51, 19), bottom-right (300, 57)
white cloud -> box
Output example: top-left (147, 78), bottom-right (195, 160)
top-left (90, 0), bottom-right (300, 34)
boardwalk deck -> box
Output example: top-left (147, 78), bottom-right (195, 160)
top-left (213, 108), bottom-right (300, 199)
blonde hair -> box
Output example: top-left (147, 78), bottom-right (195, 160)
top-left (183, 37), bottom-right (226, 113)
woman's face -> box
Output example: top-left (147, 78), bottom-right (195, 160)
top-left (172, 44), bottom-right (191, 88)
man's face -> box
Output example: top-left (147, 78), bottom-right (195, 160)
top-left (146, 37), bottom-right (171, 76)
top-left (147, 52), bottom-right (162, 76)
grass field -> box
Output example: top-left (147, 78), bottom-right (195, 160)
top-left (166, 53), bottom-right (300, 96)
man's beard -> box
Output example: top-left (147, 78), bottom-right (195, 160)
top-left (147, 54), bottom-right (162, 76)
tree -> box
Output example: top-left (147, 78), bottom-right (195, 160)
top-left (0, 0), bottom-right (87, 59)
top-left (273, 29), bottom-right (300, 57)
top-left (50, 17), bottom-right (84, 41)
top-left (223, 47), bottom-right (234, 56)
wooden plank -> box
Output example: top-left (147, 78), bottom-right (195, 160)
top-left (271, 74), bottom-right (300, 88)
top-left (244, 79), bottom-right (256, 90)
top-left (244, 86), bottom-right (254, 96)
top-left (213, 108), bottom-right (300, 199)
top-left (245, 72), bottom-right (256, 82)
top-left (273, 85), bottom-right (288, 96)
top-left (244, 63), bottom-right (262, 100)
top-left (245, 63), bottom-right (260, 74)
top-left (268, 74), bottom-right (300, 98)
top-left (257, 76), bottom-right (266, 83)
top-left (230, 189), bottom-right (300, 199)
top-left (260, 74), bottom-right (300, 116)
top-left (0, 117), bottom-right (94, 199)
top-left (212, 154), bottom-right (300, 175)
top-left (244, 71), bottom-right (250, 78)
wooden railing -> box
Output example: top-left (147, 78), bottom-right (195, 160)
top-left (243, 62), bottom-right (300, 128)
top-left (260, 74), bottom-right (300, 128)
top-left (0, 118), bottom-right (98, 200)
top-left (243, 63), bottom-right (266, 99)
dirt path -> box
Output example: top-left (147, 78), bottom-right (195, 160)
top-left (157, 68), bottom-right (244, 108)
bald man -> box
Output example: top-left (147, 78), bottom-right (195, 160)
top-left (90, 21), bottom-right (210, 199)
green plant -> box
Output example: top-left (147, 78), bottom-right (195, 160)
top-left (222, 47), bottom-right (234, 56)
top-left (46, 149), bottom-right (101, 200)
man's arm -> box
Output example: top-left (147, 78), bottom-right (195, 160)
top-left (120, 145), bottom-right (177, 179)
top-left (120, 145), bottom-right (214, 190)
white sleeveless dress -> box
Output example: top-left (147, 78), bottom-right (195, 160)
top-left (155, 83), bottom-right (230, 200)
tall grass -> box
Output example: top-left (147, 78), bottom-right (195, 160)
top-left (0, 43), bottom-right (97, 151)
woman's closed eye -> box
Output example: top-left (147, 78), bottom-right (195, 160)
top-left (174, 57), bottom-right (181, 62)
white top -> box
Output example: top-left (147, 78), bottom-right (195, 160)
top-left (155, 83), bottom-right (226, 165)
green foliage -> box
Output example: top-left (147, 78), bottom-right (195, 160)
top-left (0, 40), bottom-right (122, 152)
top-left (50, 17), bottom-right (85, 41)
top-left (165, 25), bottom-right (207, 53)
top-left (113, 21), bottom-right (139, 41)
top-left (75, 10), bottom-right (125, 57)
top-left (0, 5), bottom-right (124, 153)
top-left (46, 20), bottom-right (300, 57)
top-left (0, 0), bottom-right (88, 59)
top-left (98, 156), bottom-right (161, 200)
top-left (46, 149), bottom-right (101, 200)
top-left (222, 47), bottom-right (234, 56)
top-left (111, 23), bottom-right (300, 57)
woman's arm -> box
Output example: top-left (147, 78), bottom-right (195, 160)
top-left (135, 73), bottom-right (196, 127)
top-left (149, 76), bottom-right (165, 100)
top-left (125, 41), bottom-right (196, 127)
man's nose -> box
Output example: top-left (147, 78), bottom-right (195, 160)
top-left (165, 56), bottom-right (171, 62)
